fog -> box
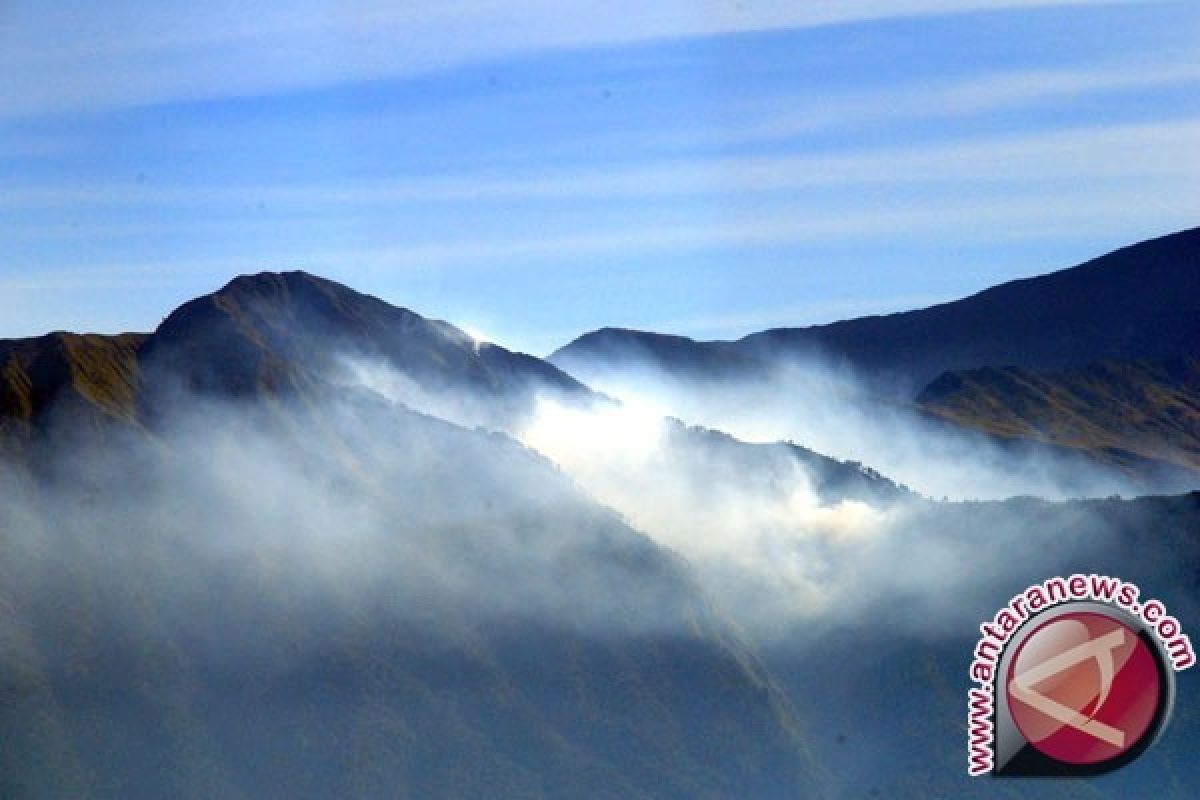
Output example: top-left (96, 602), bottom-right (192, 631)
top-left (336, 354), bottom-right (1126, 642)
top-left (2, 339), bottom-right (1187, 798)
top-left (559, 357), bottom-right (1142, 502)
top-left (0, 386), bottom-right (705, 690)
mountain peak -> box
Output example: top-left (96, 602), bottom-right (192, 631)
top-left (212, 270), bottom-right (393, 312)
top-left (161, 270), bottom-right (419, 338)
top-left (139, 269), bottom-right (588, 403)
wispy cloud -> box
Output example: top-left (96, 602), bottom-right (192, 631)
top-left (2, 0), bottom-right (1191, 350)
top-left (12, 178), bottom-right (1155, 281)
top-left (7, 117), bottom-right (1198, 210)
top-left (729, 61), bottom-right (1200, 145)
top-left (0, 0), bottom-right (1152, 118)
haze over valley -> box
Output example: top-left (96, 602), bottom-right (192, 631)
top-left (2, 231), bottom-right (1199, 797)
top-left (4, 2), bottom-right (1200, 796)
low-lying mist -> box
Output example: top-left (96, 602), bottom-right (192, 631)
top-left (342, 355), bottom-right (1126, 643)
top-left (0, 388), bottom-right (704, 684)
top-left (1, 377), bottom-right (825, 797)
top-left (337, 349), bottom-right (1200, 800)
top-left (565, 356), bottom-right (1146, 501)
top-left (4, 343), bottom-right (1194, 798)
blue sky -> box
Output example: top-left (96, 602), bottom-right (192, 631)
top-left (2, 0), bottom-right (1198, 355)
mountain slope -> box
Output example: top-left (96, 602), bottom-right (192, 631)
top-left (0, 299), bottom-right (822, 799)
top-left (669, 422), bottom-right (913, 506)
top-left (917, 357), bottom-right (1200, 480)
top-left (0, 396), bottom-right (821, 798)
top-left (2, 268), bottom-right (1199, 798)
top-left (142, 270), bottom-right (588, 404)
top-left (0, 271), bottom-right (912, 504)
top-left (0, 272), bottom-right (589, 452)
top-left (552, 226), bottom-right (1200, 391)
top-left (0, 333), bottom-right (146, 424)
top-left (739, 226), bottom-right (1200, 388)
top-left (0, 332), bottom-right (147, 460)
top-left (551, 327), bottom-right (762, 381)
top-left (550, 227), bottom-right (1200, 490)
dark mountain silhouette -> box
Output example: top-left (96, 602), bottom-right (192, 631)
top-left (738, 226), bottom-right (1200, 388)
top-left (552, 226), bottom-right (1200, 391)
top-left (552, 328), bottom-right (760, 381)
top-left (0, 270), bottom-right (908, 502)
top-left (0, 272), bottom-right (587, 455)
top-left (143, 271), bottom-right (584, 401)
top-left (667, 422), bottom-right (912, 506)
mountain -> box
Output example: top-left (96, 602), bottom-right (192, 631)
top-left (667, 422), bottom-right (913, 506)
top-left (551, 328), bottom-right (760, 382)
top-left (0, 332), bottom-right (147, 454)
top-left (0, 271), bottom-right (909, 504)
top-left (552, 226), bottom-right (1200, 391)
top-left (142, 271), bottom-right (585, 402)
top-left (0, 272), bottom-right (835, 799)
top-left (0, 391), bottom-right (822, 798)
top-left (0, 272), bottom-right (588, 457)
top-left (2, 267), bottom-right (1199, 798)
top-left (551, 227), bottom-right (1200, 489)
top-left (917, 357), bottom-right (1200, 483)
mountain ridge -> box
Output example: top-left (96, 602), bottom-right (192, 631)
top-left (0, 271), bottom-right (590, 447)
top-left (145, 269), bottom-right (588, 400)
top-left (552, 225), bottom-right (1200, 390)
top-left (550, 226), bottom-right (1200, 489)
top-left (0, 273), bottom-right (827, 799)
top-left (0, 269), bottom-right (909, 504)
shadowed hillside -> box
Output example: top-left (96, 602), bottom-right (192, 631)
top-left (0, 273), bottom-right (843, 799)
top-left (142, 271), bottom-right (585, 403)
top-left (553, 226), bottom-right (1200, 392)
top-left (0, 272), bottom-right (589, 460)
top-left (551, 227), bottom-right (1200, 490)
top-left (0, 271), bottom-right (911, 503)
top-left (3, 266), bottom-right (1198, 799)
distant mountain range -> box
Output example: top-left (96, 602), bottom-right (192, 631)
top-left (553, 227), bottom-right (1200, 388)
top-left (3, 230), bottom-right (1199, 798)
top-left (0, 270), bottom-right (902, 498)
top-left (552, 226), bottom-right (1200, 487)
top-left (0, 270), bottom-right (880, 798)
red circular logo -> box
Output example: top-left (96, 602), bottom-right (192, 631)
top-left (1006, 611), bottom-right (1161, 765)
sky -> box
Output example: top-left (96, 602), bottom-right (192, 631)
top-left (2, 0), bottom-right (1198, 355)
